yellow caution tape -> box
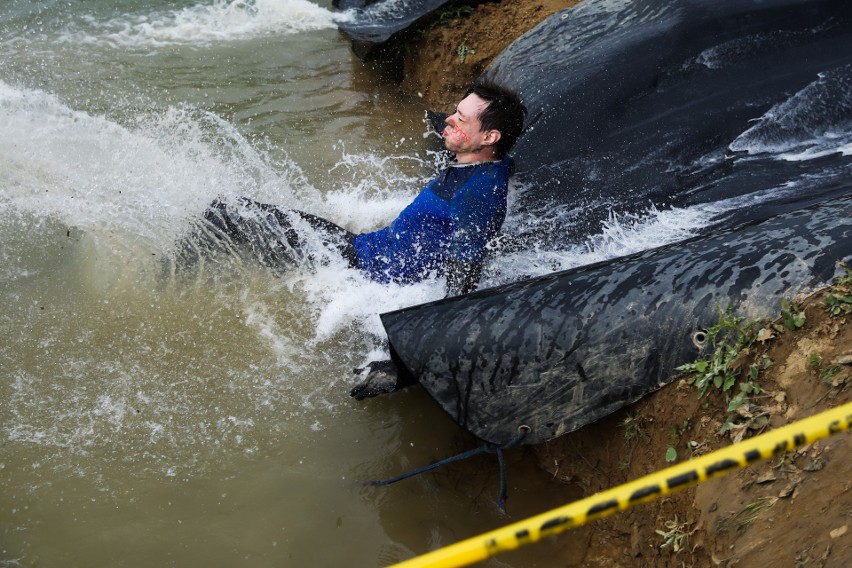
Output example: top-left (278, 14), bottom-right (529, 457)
top-left (389, 401), bottom-right (852, 568)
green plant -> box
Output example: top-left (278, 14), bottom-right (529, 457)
top-left (806, 349), bottom-right (846, 388)
top-left (823, 293), bottom-right (852, 316)
top-left (619, 413), bottom-right (648, 470)
top-left (425, 5), bottom-right (475, 32)
top-left (621, 413), bottom-right (646, 443)
top-left (780, 298), bottom-right (806, 330)
top-left (457, 41), bottom-right (475, 63)
top-left (834, 260), bottom-right (852, 285)
top-left (808, 353), bottom-right (822, 368)
top-left (820, 364), bottom-right (843, 386)
top-left (676, 301), bottom-right (776, 437)
top-left (823, 263), bottom-right (852, 316)
top-left (676, 301), bottom-right (758, 398)
top-left (742, 497), bottom-right (777, 523)
top-left (665, 446), bottom-right (678, 462)
top-left (437, 5), bottom-right (475, 25)
top-left (721, 380), bottom-right (763, 434)
top-left (720, 354), bottom-right (771, 430)
top-left (656, 516), bottom-right (689, 552)
top-left (665, 423), bottom-right (683, 462)
top-left (716, 497), bottom-right (777, 533)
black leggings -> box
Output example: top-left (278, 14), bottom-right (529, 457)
top-left (203, 198), bottom-right (359, 268)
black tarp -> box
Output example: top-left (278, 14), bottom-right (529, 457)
top-left (484, 0), bottom-right (852, 250)
top-left (382, 196), bottom-right (852, 445)
top-left (335, 0), bottom-right (458, 59)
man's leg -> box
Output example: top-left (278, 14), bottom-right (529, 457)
top-left (202, 199), bottom-right (357, 269)
top-left (201, 198), bottom-right (302, 266)
top-left (289, 210), bottom-right (358, 268)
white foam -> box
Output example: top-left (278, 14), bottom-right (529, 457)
top-left (60, 0), bottom-right (341, 48)
top-left (730, 66), bottom-right (852, 160)
top-left (352, 0), bottom-right (415, 21)
top-left (305, 262), bottom-right (442, 344)
top-left (486, 204), bottom-right (709, 284)
top-left (322, 143), bottom-right (437, 233)
top-left (484, 180), bottom-right (806, 287)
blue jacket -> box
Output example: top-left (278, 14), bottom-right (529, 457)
top-left (353, 156), bottom-right (511, 284)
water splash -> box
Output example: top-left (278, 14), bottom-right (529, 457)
top-left (730, 64), bottom-right (852, 160)
top-left (486, 203), bottom-right (707, 284)
top-left (483, 177), bottom-right (812, 287)
top-left (58, 0), bottom-right (342, 48)
top-left (1, 83), bottom-right (261, 241)
top-left (0, 79), bottom-right (450, 486)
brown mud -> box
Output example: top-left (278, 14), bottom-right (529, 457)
top-left (381, 1), bottom-right (852, 565)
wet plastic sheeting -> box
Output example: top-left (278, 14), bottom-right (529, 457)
top-left (382, 197), bottom-right (852, 446)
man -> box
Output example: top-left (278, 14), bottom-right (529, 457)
top-left (202, 80), bottom-right (526, 397)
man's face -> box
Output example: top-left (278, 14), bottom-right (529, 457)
top-left (442, 93), bottom-right (497, 162)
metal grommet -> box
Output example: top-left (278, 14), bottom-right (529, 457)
top-left (692, 329), bottom-right (708, 349)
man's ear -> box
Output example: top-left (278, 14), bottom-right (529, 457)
top-left (484, 129), bottom-right (502, 147)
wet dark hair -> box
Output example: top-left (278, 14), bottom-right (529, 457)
top-left (466, 80), bottom-right (527, 158)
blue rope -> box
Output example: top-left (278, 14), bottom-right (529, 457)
top-left (368, 426), bottom-right (530, 511)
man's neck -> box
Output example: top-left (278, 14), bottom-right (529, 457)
top-left (455, 148), bottom-right (499, 164)
top-left (450, 158), bottom-right (500, 168)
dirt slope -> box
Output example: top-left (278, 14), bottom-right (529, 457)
top-left (533, 284), bottom-right (851, 566)
top-left (399, 1), bottom-right (582, 107)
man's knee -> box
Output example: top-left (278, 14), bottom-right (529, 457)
top-left (203, 199), bottom-right (241, 239)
